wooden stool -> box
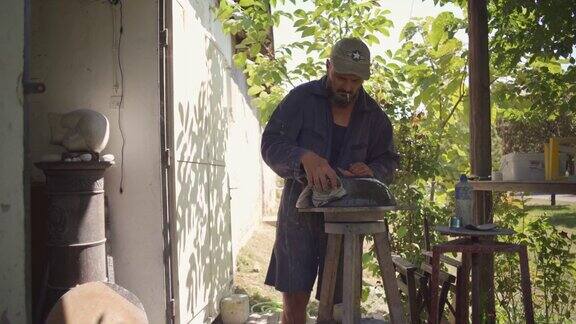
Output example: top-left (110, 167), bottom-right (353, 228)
top-left (302, 207), bottom-right (406, 324)
top-left (428, 226), bottom-right (535, 324)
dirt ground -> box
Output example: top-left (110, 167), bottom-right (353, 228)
top-left (232, 221), bottom-right (390, 320)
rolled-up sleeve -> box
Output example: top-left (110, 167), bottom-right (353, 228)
top-left (367, 116), bottom-right (400, 184)
top-left (261, 91), bottom-right (308, 179)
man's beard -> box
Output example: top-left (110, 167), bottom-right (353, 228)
top-left (327, 85), bottom-right (358, 108)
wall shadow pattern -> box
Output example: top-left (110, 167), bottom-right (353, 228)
top-left (171, 0), bottom-right (235, 322)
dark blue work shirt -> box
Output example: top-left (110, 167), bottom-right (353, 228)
top-left (330, 123), bottom-right (347, 166)
top-left (262, 76), bottom-right (399, 180)
top-left (261, 76), bottom-right (400, 217)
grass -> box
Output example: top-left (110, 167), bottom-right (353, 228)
top-left (523, 203), bottom-right (576, 235)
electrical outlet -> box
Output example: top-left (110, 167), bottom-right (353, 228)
top-left (110, 95), bottom-right (122, 109)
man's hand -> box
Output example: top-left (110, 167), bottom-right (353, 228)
top-left (346, 162), bottom-right (374, 177)
top-left (301, 151), bottom-right (339, 192)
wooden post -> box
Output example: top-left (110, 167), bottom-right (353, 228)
top-left (373, 233), bottom-right (406, 324)
top-left (343, 233), bottom-right (362, 323)
top-left (468, 0), bottom-right (495, 322)
top-left (318, 234), bottom-right (343, 322)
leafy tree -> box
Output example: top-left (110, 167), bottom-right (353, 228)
top-left (436, 0), bottom-right (576, 135)
top-left (216, 0), bottom-right (393, 122)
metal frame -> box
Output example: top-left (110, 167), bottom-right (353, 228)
top-left (158, 0), bottom-right (176, 321)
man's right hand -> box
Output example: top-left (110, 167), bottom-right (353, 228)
top-left (301, 151), bottom-right (339, 192)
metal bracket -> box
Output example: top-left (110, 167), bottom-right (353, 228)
top-left (169, 298), bottom-right (176, 319)
top-left (163, 148), bottom-right (171, 168)
top-left (160, 28), bottom-right (169, 48)
top-left (23, 81), bottom-right (46, 94)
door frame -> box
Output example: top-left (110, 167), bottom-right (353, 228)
top-left (159, 0), bottom-right (176, 321)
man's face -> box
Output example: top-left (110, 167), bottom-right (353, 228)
top-left (327, 60), bottom-right (364, 108)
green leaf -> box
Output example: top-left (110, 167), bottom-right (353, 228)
top-left (366, 34), bottom-right (380, 45)
top-left (293, 18), bottom-right (307, 28)
top-left (429, 12), bottom-right (455, 48)
top-left (445, 77), bottom-right (462, 95)
top-left (248, 85), bottom-right (264, 96)
top-left (249, 43), bottom-right (262, 56)
top-left (233, 52), bottom-right (247, 68)
top-left (216, 4), bottom-right (234, 21)
top-left (301, 27), bottom-right (316, 38)
top-left (238, 0), bottom-right (255, 7)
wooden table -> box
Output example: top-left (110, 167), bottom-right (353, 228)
top-left (469, 180), bottom-right (576, 194)
top-left (299, 206), bottom-right (406, 324)
top-left (428, 226), bottom-right (534, 324)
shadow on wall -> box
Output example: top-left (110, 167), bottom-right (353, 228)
top-left (190, 0), bottom-right (258, 121)
top-left (173, 26), bottom-right (233, 321)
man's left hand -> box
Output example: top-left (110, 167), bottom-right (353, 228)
top-left (347, 162), bottom-right (374, 177)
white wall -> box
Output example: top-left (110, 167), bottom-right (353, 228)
top-left (183, 0), bottom-right (266, 283)
top-left (227, 69), bottom-right (266, 255)
top-left (28, 0), bottom-right (166, 322)
top-left (169, 1), bottom-right (267, 322)
top-left (0, 0), bottom-right (28, 323)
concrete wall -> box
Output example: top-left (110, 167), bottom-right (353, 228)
top-left (170, 1), bottom-right (266, 322)
top-left (0, 0), bottom-right (28, 323)
top-left (228, 69), bottom-right (266, 255)
top-left (28, 0), bottom-right (166, 322)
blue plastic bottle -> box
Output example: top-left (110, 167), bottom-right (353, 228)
top-left (455, 174), bottom-right (473, 226)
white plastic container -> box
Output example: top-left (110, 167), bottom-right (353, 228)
top-left (500, 152), bottom-right (567, 181)
top-left (220, 294), bottom-right (250, 324)
top-left (455, 175), bottom-right (473, 226)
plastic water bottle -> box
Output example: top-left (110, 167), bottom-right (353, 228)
top-left (455, 174), bottom-right (473, 226)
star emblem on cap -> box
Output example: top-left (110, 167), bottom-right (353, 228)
top-left (351, 50), bottom-right (362, 61)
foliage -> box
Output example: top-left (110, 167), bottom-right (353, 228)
top-left (495, 114), bottom-right (576, 154)
top-left (493, 196), bottom-right (576, 323)
top-left (435, 0), bottom-right (576, 68)
top-left (492, 62), bottom-right (576, 122)
top-left (216, 0), bottom-right (394, 123)
top-left (488, 0), bottom-right (576, 70)
top-left (436, 0), bottom-right (576, 146)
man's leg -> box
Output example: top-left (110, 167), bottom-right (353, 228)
top-left (282, 292), bottom-right (310, 324)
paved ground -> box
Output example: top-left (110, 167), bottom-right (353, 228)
top-left (522, 194), bottom-right (576, 205)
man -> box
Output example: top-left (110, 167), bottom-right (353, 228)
top-left (261, 37), bottom-right (399, 323)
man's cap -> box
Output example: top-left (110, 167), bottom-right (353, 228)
top-left (330, 37), bottom-right (371, 80)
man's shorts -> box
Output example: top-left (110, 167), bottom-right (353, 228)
top-left (264, 181), bottom-right (343, 300)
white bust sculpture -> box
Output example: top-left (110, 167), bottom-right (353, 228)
top-left (48, 109), bottom-right (110, 153)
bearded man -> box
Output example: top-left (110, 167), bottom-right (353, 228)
top-left (261, 37), bottom-right (399, 324)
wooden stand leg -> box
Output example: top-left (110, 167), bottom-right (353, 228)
top-left (518, 246), bottom-right (535, 324)
top-left (373, 232), bottom-right (407, 324)
top-left (456, 254), bottom-right (470, 324)
top-left (318, 234), bottom-right (343, 323)
top-left (429, 247), bottom-right (441, 324)
top-left (438, 280), bottom-right (452, 322)
top-left (356, 235), bottom-right (364, 313)
top-left (406, 271), bottom-right (420, 324)
top-left (471, 253), bottom-right (481, 324)
top-left (343, 233), bottom-right (362, 324)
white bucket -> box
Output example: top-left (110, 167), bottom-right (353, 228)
top-left (220, 294), bottom-right (250, 324)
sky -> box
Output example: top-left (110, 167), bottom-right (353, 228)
top-left (273, 0), bottom-right (464, 68)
